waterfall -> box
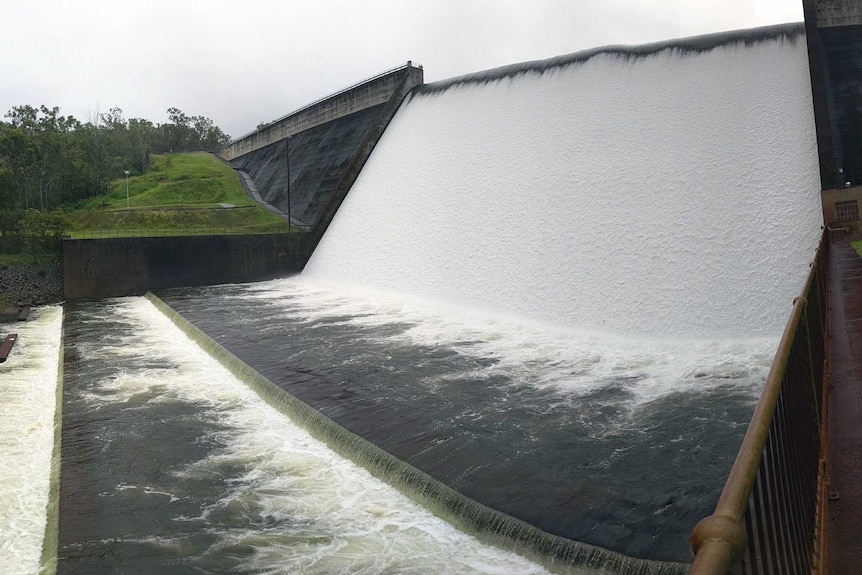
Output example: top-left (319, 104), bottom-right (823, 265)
top-left (305, 24), bottom-right (822, 339)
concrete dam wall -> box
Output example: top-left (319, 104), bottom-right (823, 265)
top-left (223, 64), bottom-right (424, 233)
top-left (229, 105), bottom-right (385, 228)
top-left (62, 64), bottom-right (423, 300)
top-left (804, 0), bottom-right (862, 187)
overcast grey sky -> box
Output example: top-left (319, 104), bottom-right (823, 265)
top-left (1, 0), bottom-right (803, 138)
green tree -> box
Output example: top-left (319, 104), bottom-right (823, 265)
top-left (5, 105), bottom-right (81, 210)
top-left (18, 207), bottom-right (66, 262)
top-left (0, 103), bottom-right (231, 213)
top-left (128, 118), bottom-right (155, 173)
top-left (0, 123), bottom-right (39, 209)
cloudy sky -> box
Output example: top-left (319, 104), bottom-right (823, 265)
top-left (2, 0), bottom-right (803, 139)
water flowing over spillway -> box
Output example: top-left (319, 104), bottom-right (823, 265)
top-left (306, 26), bottom-right (822, 338)
top-left (58, 298), bottom-right (551, 574)
top-left (156, 276), bottom-right (773, 567)
top-left (52, 24), bottom-right (827, 574)
top-left (0, 307), bottom-right (62, 575)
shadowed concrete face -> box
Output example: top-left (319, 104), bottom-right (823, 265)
top-left (229, 105), bottom-right (386, 228)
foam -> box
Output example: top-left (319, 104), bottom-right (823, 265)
top-left (246, 275), bottom-right (774, 413)
top-left (305, 29), bottom-right (821, 338)
top-left (76, 298), bottom-right (552, 574)
top-left (0, 308), bottom-right (63, 575)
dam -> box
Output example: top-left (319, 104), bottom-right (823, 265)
top-left (0, 17), bottom-right (843, 575)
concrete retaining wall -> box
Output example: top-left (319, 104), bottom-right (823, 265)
top-left (221, 64), bottom-right (424, 161)
top-left (63, 234), bottom-right (311, 300)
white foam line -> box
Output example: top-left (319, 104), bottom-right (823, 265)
top-left (79, 298), bottom-right (552, 574)
top-left (235, 276), bottom-right (776, 409)
top-left (0, 307), bottom-right (63, 575)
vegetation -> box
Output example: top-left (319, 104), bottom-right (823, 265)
top-left (0, 208), bottom-right (65, 265)
top-left (63, 152), bottom-right (286, 234)
top-left (0, 104), bottom-right (230, 217)
top-left (0, 101), bottom-right (291, 263)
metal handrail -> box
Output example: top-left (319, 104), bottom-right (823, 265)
top-left (64, 225), bottom-right (295, 240)
top-left (690, 230), bottom-right (829, 574)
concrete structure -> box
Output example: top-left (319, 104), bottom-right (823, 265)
top-left (826, 242), bottom-right (862, 572)
top-left (62, 234), bottom-right (309, 299)
top-left (228, 105), bottom-right (386, 229)
top-left (803, 2), bottom-right (862, 571)
top-left (822, 183), bottom-right (862, 222)
top-left (221, 63), bottom-right (423, 235)
top-left (814, 0), bottom-right (862, 26)
top-left (220, 64), bottom-right (424, 161)
top-left (61, 64), bottom-right (424, 300)
top-left (804, 0), bottom-right (862, 189)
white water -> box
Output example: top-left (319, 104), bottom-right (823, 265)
top-left (306, 34), bottom-right (822, 338)
top-left (77, 298), bottom-right (552, 574)
top-left (0, 307), bottom-right (62, 575)
top-left (243, 276), bottom-right (775, 416)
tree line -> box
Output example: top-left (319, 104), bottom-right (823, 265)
top-left (0, 104), bottom-right (231, 221)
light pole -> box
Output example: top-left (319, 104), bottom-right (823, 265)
top-left (285, 138), bottom-right (291, 228)
top-left (124, 170), bottom-right (130, 208)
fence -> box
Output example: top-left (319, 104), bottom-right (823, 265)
top-left (826, 219), bottom-right (861, 243)
top-left (690, 230), bottom-right (829, 574)
top-left (65, 225), bottom-right (295, 240)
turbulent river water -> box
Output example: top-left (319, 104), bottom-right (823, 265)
top-left (152, 277), bottom-right (775, 564)
top-left (57, 296), bottom-right (557, 574)
top-left (1, 23), bottom-right (827, 575)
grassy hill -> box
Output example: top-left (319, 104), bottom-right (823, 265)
top-left (65, 152), bottom-right (288, 235)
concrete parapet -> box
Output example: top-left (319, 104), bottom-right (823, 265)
top-left (220, 63), bottom-right (424, 161)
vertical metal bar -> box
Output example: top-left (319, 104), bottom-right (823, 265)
top-left (766, 425), bottom-right (793, 574)
top-left (779, 358), bottom-right (805, 573)
top-left (748, 464), bottom-right (768, 574)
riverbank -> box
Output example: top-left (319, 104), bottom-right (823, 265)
top-left (0, 263), bottom-right (63, 321)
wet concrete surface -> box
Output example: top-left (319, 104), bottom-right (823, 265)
top-left (827, 240), bottom-right (862, 572)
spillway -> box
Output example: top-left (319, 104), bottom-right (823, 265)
top-left (156, 277), bottom-right (776, 566)
top-left (57, 298), bottom-right (551, 574)
top-left (50, 23), bottom-right (827, 575)
top-left (305, 24), bottom-right (822, 339)
top-left (0, 307), bottom-right (62, 575)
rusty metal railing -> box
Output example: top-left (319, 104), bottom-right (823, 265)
top-left (826, 220), bottom-right (861, 243)
top-left (690, 230), bottom-right (829, 574)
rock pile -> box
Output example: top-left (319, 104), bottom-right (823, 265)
top-left (0, 263), bottom-right (63, 306)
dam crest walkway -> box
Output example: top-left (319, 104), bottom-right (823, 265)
top-left (826, 239), bottom-right (862, 571)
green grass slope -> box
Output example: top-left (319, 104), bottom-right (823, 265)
top-left (66, 152), bottom-right (288, 236)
